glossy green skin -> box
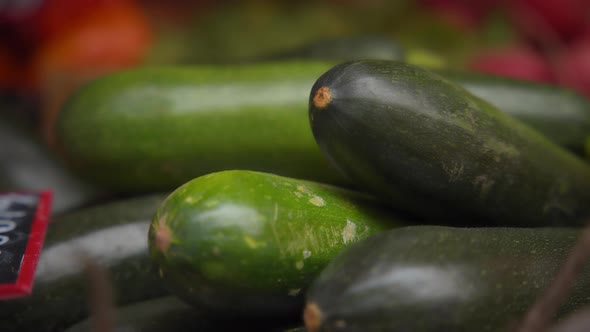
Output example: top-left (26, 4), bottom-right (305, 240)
top-left (437, 69), bottom-right (590, 153)
top-left (64, 296), bottom-right (296, 332)
top-left (306, 226), bottom-right (590, 332)
top-left (309, 60), bottom-right (590, 227)
top-left (148, 170), bottom-right (405, 317)
top-left (0, 111), bottom-right (103, 215)
top-left (57, 61), bottom-right (347, 193)
top-left (0, 194), bottom-right (169, 332)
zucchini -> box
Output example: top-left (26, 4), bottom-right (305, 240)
top-left (309, 60), bottom-right (590, 227)
top-left (261, 42), bottom-right (590, 152)
top-left (303, 226), bottom-right (590, 332)
top-left (0, 193), bottom-right (169, 332)
top-left (64, 296), bottom-right (296, 332)
top-left (0, 110), bottom-right (103, 215)
top-left (56, 61), bottom-right (348, 193)
top-left (147, 170), bottom-right (405, 317)
top-left (437, 69), bottom-right (590, 154)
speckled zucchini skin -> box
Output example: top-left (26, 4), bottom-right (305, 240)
top-left (56, 61), bottom-right (347, 193)
top-left (0, 194), bottom-right (169, 332)
top-left (309, 60), bottom-right (590, 227)
top-left (437, 69), bottom-right (590, 153)
top-left (148, 170), bottom-right (405, 317)
top-left (305, 226), bottom-right (590, 332)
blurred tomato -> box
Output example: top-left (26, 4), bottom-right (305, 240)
top-left (32, 0), bottom-right (151, 75)
top-left (35, 0), bottom-right (121, 42)
top-left (30, 0), bottom-right (152, 145)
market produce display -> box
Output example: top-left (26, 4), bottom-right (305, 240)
top-left (2, 1), bottom-right (590, 331)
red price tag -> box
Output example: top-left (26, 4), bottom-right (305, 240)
top-left (0, 191), bottom-right (52, 300)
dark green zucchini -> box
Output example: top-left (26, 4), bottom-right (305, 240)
top-left (148, 170), bottom-right (406, 318)
top-left (0, 109), bottom-right (104, 215)
top-left (0, 193), bottom-right (169, 332)
top-left (304, 226), bottom-right (589, 332)
top-left (309, 60), bottom-right (590, 227)
top-left (56, 61), bottom-right (348, 193)
top-left (437, 69), bottom-right (590, 154)
top-left (64, 296), bottom-right (298, 332)
top-left (262, 41), bottom-right (590, 153)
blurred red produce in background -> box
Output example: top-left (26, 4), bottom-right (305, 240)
top-left (467, 45), bottom-right (555, 83)
top-left (555, 37), bottom-right (590, 98)
top-left (418, 0), bottom-right (502, 30)
top-left (1, 0), bottom-right (120, 45)
top-left (32, 0), bottom-right (152, 80)
top-left (0, 46), bottom-right (25, 90)
top-left (22, 0), bottom-right (153, 145)
top-left (507, 0), bottom-right (590, 44)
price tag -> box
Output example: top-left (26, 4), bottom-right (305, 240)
top-left (0, 191), bottom-right (52, 300)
